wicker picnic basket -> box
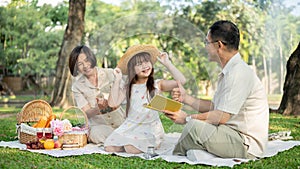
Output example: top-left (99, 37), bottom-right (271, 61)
top-left (16, 100), bottom-right (53, 144)
top-left (58, 106), bottom-right (89, 147)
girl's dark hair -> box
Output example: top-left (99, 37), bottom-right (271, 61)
top-left (125, 52), bottom-right (155, 117)
top-left (69, 45), bottom-right (97, 76)
top-left (209, 20), bottom-right (240, 50)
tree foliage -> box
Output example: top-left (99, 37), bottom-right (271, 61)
top-left (1, 0), bottom-right (300, 106)
top-left (0, 2), bottom-right (67, 77)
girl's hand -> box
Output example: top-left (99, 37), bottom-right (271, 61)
top-left (157, 52), bottom-right (172, 66)
top-left (113, 67), bottom-right (123, 81)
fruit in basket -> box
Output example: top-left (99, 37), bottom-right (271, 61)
top-left (39, 138), bottom-right (46, 144)
top-left (26, 139), bottom-right (44, 149)
top-left (37, 141), bottom-right (44, 149)
top-left (54, 140), bottom-right (62, 148)
top-left (25, 142), bottom-right (32, 149)
top-left (44, 139), bottom-right (55, 149)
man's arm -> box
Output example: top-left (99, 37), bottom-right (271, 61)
top-left (167, 82), bottom-right (231, 125)
top-left (163, 109), bottom-right (231, 125)
top-left (183, 94), bottom-right (213, 113)
top-left (190, 110), bottom-right (231, 125)
top-left (172, 82), bottom-right (213, 113)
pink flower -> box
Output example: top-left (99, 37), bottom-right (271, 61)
top-left (53, 127), bottom-right (64, 136)
top-left (51, 119), bottom-right (64, 136)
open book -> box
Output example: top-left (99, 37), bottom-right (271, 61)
top-left (143, 94), bottom-right (183, 112)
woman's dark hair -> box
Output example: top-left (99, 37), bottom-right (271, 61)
top-left (69, 45), bottom-right (97, 76)
top-left (125, 52), bottom-right (155, 117)
top-left (209, 20), bottom-right (240, 50)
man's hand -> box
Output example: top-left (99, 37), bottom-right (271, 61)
top-left (162, 109), bottom-right (188, 124)
top-left (172, 81), bottom-right (186, 102)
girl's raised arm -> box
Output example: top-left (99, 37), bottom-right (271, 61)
top-left (158, 52), bottom-right (186, 91)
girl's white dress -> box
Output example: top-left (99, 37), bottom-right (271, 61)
top-left (104, 81), bottom-right (165, 152)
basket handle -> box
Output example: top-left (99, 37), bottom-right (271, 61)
top-left (59, 106), bottom-right (89, 129)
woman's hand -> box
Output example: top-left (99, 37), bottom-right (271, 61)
top-left (96, 97), bottom-right (109, 110)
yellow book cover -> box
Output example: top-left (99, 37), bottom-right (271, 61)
top-left (143, 95), bottom-right (183, 112)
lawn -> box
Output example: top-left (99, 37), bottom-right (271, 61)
top-left (0, 107), bottom-right (299, 169)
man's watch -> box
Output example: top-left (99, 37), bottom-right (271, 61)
top-left (185, 115), bottom-right (192, 123)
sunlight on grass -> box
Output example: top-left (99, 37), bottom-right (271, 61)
top-left (269, 113), bottom-right (300, 140)
top-left (0, 107), bottom-right (20, 114)
top-left (269, 125), bottom-right (291, 132)
top-left (0, 110), bottom-right (299, 168)
top-left (0, 107), bottom-right (18, 112)
top-left (0, 95), bottom-right (50, 102)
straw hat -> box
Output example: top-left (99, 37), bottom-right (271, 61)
top-left (117, 44), bottom-right (160, 74)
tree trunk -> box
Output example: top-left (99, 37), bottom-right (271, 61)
top-left (50, 0), bottom-right (86, 108)
top-left (276, 42), bottom-right (300, 115)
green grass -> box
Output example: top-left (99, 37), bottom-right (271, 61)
top-left (0, 107), bottom-right (20, 114)
top-left (0, 111), bottom-right (299, 169)
top-left (0, 95), bottom-right (50, 115)
top-left (0, 94), bottom-right (50, 103)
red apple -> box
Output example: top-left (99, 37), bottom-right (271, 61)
top-left (54, 140), bottom-right (62, 148)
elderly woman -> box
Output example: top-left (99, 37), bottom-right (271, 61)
top-left (68, 45), bottom-right (125, 145)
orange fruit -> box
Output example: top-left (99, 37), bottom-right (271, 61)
top-left (44, 139), bottom-right (55, 149)
top-left (39, 138), bottom-right (46, 144)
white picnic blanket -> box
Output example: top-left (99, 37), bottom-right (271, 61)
top-left (1, 132), bottom-right (300, 168)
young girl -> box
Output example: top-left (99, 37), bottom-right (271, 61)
top-left (104, 44), bottom-right (186, 154)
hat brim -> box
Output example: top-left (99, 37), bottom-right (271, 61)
top-left (117, 44), bottom-right (160, 75)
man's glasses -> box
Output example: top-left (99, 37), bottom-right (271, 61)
top-left (204, 39), bottom-right (227, 46)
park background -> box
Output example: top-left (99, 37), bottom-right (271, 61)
top-left (0, 0), bottom-right (300, 168)
top-left (0, 0), bottom-right (300, 110)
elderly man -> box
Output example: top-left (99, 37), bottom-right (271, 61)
top-left (163, 20), bottom-right (269, 159)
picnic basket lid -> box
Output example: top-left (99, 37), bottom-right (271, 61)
top-left (17, 99), bottom-right (53, 124)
